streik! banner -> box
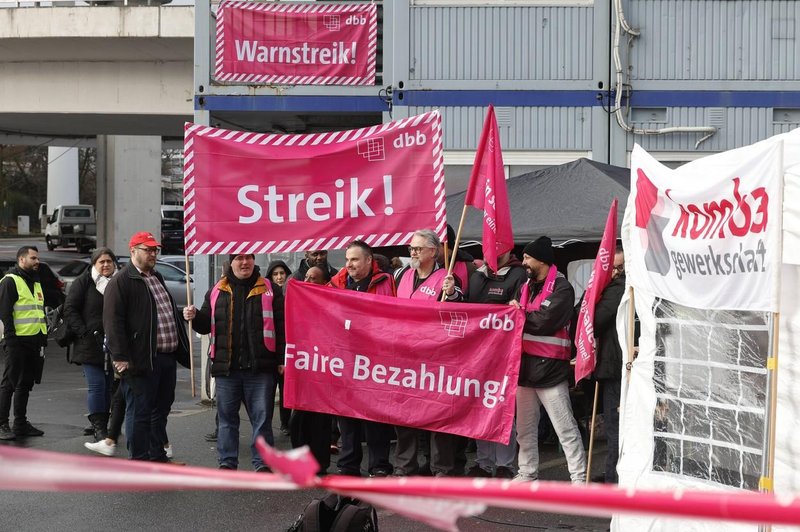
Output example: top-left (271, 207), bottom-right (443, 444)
top-left (283, 280), bottom-right (524, 444)
top-left (215, 1), bottom-right (377, 85)
top-left (183, 112), bottom-right (445, 255)
top-left (628, 142), bottom-right (783, 311)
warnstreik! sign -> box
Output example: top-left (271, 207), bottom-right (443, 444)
top-left (183, 112), bottom-right (445, 255)
top-left (283, 280), bottom-right (523, 444)
top-left (215, 1), bottom-right (377, 85)
top-left (628, 142), bottom-right (783, 311)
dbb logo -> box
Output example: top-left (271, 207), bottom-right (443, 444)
top-left (479, 313), bottom-right (514, 331)
top-left (393, 131), bottom-right (427, 149)
top-left (419, 285), bottom-right (437, 297)
top-left (346, 15), bottom-right (367, 25)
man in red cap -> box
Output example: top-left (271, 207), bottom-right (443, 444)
top-left (103, 231), bottom-right (190, 462)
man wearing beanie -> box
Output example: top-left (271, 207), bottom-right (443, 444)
top-left (510, 236), bottom-right (586, 483)
top-left (183, 253), bottom-right (285, 471)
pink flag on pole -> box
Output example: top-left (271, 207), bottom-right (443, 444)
top-left (574, 199), bottom-right (618, 384)
top-left (463, 105), bottom-right (514, 272)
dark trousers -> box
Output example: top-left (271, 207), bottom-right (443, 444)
top-left (602, 379), bottom-right (621, 483)
top-left (122, 353), bottom-right (176, 461)
top-left (0, 341), bottom-right (39, 427)
top-left (395, 427), bottom-right (457, 476)
top-left (337, 416), bottom-right (392, 476)
top-left (278, 374), bottom-right (291, 429)
top-left (108, 379), bottom-right (126, 442)
top-left (289, 409), bottom-right (332, 474)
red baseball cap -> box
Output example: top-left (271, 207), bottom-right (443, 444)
top-left (129, 231), bottom-right (161, 248)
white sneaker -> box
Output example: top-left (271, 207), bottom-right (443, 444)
top-left (165, 444), bottom-right (173, 459)
top-left (511, 473), bottom-right (537, 483)
top-left (84, 439), bottom-right (116, 457)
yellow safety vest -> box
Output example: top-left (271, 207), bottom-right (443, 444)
top-left (3, 274), bottom-right (47, 337)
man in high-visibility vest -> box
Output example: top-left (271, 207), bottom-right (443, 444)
top-left (0, 246), bottom-right (48, 440)
top-left (510, 236), bottom-right (586, 483)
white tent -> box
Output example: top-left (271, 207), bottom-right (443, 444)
top-left (615, 129), bottom-right (800, 531)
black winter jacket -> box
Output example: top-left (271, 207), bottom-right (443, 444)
top-left (291, 259), bottom-right (338, 282)
top-left (516, 272), bottom-right (575, 388)
top-left (64, 270), bottom-right (106, 366)
top-left (191, 270), bottom-right (285, 377)
top-left (467, 260), bottom-right (527, 304)
top-left (593, 275), bottom-right (625, 381)
top-left (103, 262), bottom-right (190, 376)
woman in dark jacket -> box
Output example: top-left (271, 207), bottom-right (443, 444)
top-left (267, 259), bottom-right (292, 434)
top-left (64, 247), bottom-right (117, 443)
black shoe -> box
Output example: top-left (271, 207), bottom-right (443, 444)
top-left (369, 468), bottom-right (391, 478)
top-left (219, 464), bottom-right (236, 470)
top-left (204, 430), bottom-right (218, 442)
top-left (83, 425), bottom-right (94, 436)
top-left (14, 422), bottom-right (44, 437)
top-left (0, 423), bottom-right (16, 441)
top-left (494, 466), bottom-right (515, 479)
top-left (591, 474), bottom-right (606, 483)
top-left (466, 465), bottom-right (492, 478)
top-left (336, 469), bottom-right (362, 477)
top-left (256, 465), bottom-right (272, 473)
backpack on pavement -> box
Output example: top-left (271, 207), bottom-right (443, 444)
top-left (287, 493), bottom-right (378, 532)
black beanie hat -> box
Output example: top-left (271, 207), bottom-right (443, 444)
top-left (523, 237), bottom-right (555, 265)
top-left (229, 253), bottom-right (255, 263)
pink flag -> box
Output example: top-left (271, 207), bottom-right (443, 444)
top-left (464, 105), bottom-right (514, 272)
top-left (283, 279), bottom-right (523, 444)
top-left (574, 199), bottom-right (618, 384)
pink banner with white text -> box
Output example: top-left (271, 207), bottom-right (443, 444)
top-left (183, 112), bottom-right (445, 255)
top-left (283, 280), bottom-right (524, 444)
top-left (215, 1), bottom-right (377, 85)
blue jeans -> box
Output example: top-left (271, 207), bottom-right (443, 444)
top-left (122, 353), bottom-right (176, 461)
top-left (216, 369), bottom-right (276, 470)
top-left (83, 363), bottom-right (112, 414)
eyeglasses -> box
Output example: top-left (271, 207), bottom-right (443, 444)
top-left (135, 246), bottom-right (159, 255)
top-left (613, 265), bottom-right (625, 272)
top-left (408, 246), bottom-right (433, 254)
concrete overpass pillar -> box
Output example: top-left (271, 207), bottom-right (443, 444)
top-left (44, 147), bottom-right (80, 226)
top-left (96, 135), bottom-right (162, 255)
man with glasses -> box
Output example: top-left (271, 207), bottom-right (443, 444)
top-left (393, 229), bottom-right (462, 477)
top-left (292, 250), bottom-right (338, 283)
top-left (592, 246), bottom-right (626, 483)
top-left (104, 231), bottom-right (189, 462)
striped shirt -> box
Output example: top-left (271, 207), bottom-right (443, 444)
top-left (141, 271), bottom-right (178, 353)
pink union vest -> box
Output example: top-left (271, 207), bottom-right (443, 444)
top-left (520, 267), bottom-right (571, 360)
top-left (397, 267), bottom-right (448, 300)
top-left (208, 277), bottom-right (276, 359)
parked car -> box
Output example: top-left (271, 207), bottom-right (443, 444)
top-left (161, 218), bottom-right (184, 254)
top-left (159, 254), bottom-right (193, 275)
top-left (59, 258), bottom-right (193, 307)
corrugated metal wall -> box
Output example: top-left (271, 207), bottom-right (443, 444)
top-left (627, 0), bottom-right (800, 81)
top-left (409, 105), bottom-right (593, 150)
top-left (408, 5), bottom-right (594, 82)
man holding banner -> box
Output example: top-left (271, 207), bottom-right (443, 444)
top-left (511, 237), bottom-right (586, 483)
top-left (329, 240), bottom-right (396, 477)
top-left (394, 229), bottom-right (461, 477)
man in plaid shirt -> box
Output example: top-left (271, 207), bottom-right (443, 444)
top-left (104, 231), bottom-right (190, 462)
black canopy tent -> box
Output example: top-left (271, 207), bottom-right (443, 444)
top-left (445, 158), bottom-right (630, 247)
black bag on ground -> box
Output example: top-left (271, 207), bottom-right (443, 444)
top-left (49, 304), bottom-right (75, 348)
top-left (287, 493), bottom-right (378, 532)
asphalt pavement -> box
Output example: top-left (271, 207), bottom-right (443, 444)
top-left (0, 237), bottom-right (611, 532)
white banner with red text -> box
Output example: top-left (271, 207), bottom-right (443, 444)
top-left (628, 141), bottom-right (783, 312)
top-left (183, 112), bottom-right (445, 255)
top-left (283, 280), bottom-right (523, 444)
top-left (214, 1), bottom-right (377, 85)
